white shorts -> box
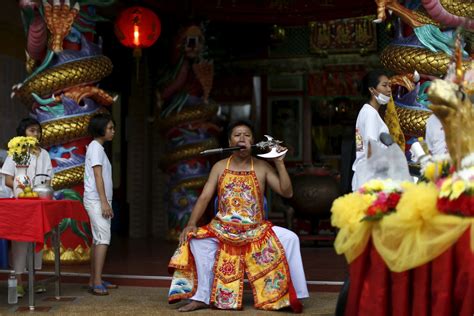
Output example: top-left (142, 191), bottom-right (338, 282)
top-left (83, 199), bottom-right (112, 245)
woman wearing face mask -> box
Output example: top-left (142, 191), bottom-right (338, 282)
top-left (351, 70), bottom-right (392, 191)
top-left (1, 118), bottom-right (53, 297)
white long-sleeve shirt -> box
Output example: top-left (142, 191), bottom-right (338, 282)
top-left (352, 104), bottom-right (389, 191)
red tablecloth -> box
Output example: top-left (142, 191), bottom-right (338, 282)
top-left (0, 198), bottom-right (89, 251)
top-left (345, 228), bottom-right (474, 316)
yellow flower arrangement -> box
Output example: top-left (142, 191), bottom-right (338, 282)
top-left (362, 179), bottom-right (385, 192)
top-left (420, 156), bottom-right (451, 182)
top-left (331, 192), bottom-right (375, 262)
top-left (358, 178), bottom-right (402, 195)
top-left (7, 136), bottom-right (38, 166)
top-left (331, 193), bottom-right (375, 229)
top-left (439, 178), bottom-right (453, 198)
top-left (436, 166), bottom-right (474, 216)
top-left (438, 169), bottom-right (474, 201)
top-left (395, 182), bottom-right (439, 222)
top-left (450, 180), bottom-right (466, 200)
top-left (423, 163), bottom-right (436, 180)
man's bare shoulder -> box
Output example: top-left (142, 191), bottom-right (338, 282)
top-left (252, 157), bottom-right (272, 170)
top-left (211, 159), bottom-right (228, 172)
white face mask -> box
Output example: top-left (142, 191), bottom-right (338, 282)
top-left (374, 91), bottom-right (390, 105)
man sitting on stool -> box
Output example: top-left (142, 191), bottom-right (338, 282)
top-left (168, 120), bottom-right (309, 312)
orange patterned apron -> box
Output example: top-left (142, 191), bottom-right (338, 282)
top-left (168, 157), bottom-right (302, 312)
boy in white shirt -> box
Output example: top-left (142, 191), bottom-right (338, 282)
top-left (84, 112), bottom-right (117, 296)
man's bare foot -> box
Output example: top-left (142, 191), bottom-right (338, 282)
top-left (178, 300), bottom-right (209, 312)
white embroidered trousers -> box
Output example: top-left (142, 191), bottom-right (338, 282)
top-left (189, 226), bottom-right (309, 304)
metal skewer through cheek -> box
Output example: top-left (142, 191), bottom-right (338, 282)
top-left (199, 135), bottom-right (287, 159)
top-left (199, 146), bottom-right (245, 155)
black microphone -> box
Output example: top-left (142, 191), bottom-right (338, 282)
top-left (379, 133), bottom-right (394, 147)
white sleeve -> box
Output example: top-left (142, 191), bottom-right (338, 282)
top-left (425, 117), bottom-right (434, 151)
top-left (89, 143), bottom-right (103, 167)
top-left (0, 155), bottom-right (15, 177)
top-left (360, 111), bottom-right (381, 144)
top-left (42, 150), bottom-right (54, 177)
top-left (425, 115), bottom-right (448, 155)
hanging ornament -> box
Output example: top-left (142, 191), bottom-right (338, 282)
top-left (114, 6), bottom-right (161, 79)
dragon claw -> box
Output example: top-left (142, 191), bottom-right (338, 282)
top-left (413, 70), bottom-right (420, 82)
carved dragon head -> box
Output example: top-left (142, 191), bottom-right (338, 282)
top-left (428, 77), bottom-right (474, 167)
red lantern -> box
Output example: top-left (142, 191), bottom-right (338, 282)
top-left (114, 6), bottom-right (161, 57)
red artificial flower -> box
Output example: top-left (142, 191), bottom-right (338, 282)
top-left (437, 195), bottom-right (474, 216)
top-left (437, 197), bottom-right (449, 213)
top-left (366, 205), bottom-right (377, 216)
top-left (451, 196), bottom-right (463, 214)
top-left (378, 203), bottom-right (389, 214)
top-left (458, 194), bottom-right (474, 216)
top-left (449, 165), bottom-right (456, 174)
top-left (386, 193), bottom-right (401, 209)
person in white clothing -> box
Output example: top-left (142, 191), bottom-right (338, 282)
top-left (1, 118), bottom-right (53, 297)
top-left (425, 114), bottom-right (448, 156)
top-left (352, 70), bottom-right (392, 191)
top-left (0, 149), bottom-right (13, 198)
top-left (84, 113), bottom-right (117, 296)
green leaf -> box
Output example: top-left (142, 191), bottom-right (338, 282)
top-left (361, 213), bottom-right (384, 222)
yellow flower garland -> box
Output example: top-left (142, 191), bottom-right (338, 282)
top-left (331, 181), bottom-right (474, 271)
top-left (331, 193), bottom-right (375, 263)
